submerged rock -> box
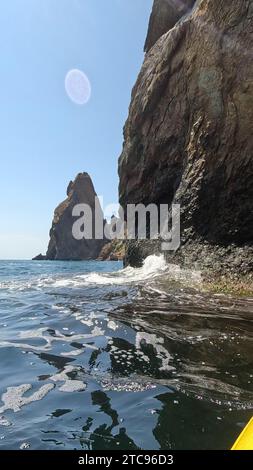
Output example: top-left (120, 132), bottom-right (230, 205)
top-left (118, 0), bottom-right (253, 275)
top-left (46, 172), bottom-right (106, 260)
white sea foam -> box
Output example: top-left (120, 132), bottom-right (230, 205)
top-left (0, 416), bottom-right (12, 427)
top-left (48, 255), bottom-right (167, 289)
top-left (76, 255), bottom-right (168, 286)
top-left (49, 255), bottom-right (201, 289)
top-left (0, 383), bottom-right (54, 413)
top-left (100, 377), bottom-right (157, 393)
top-left (0, 327), bottom-right (100, 353)
top-left (20, 442), bottom-right (30, 450)
top-left (91, 326), bottom-right (105, 336)
top-left (19, 327), bottom-right (48, 339)
top-left (107, 320), bottom-right (118, 331)
top-left (50, 365), bottom-right (86, 392)
top-left (59, 381), bottom-right (86, 392)
top-left (60, 349), bottom-right (84, 357)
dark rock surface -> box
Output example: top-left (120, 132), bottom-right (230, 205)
top-left (46, 172), bottom-right (106, 260)
top-left (123, 239), bottom-right (161, 268)
top-left (32, 253), bottom-right (46, 261)
top-left (119, 0), bottom-right (253, 275)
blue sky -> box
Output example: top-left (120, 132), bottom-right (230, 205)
top-left (0, 0), bottom-right (153, 259)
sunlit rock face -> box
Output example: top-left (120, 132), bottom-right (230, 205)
top-left (46, 173), bottom-right (106, 260)
top-left (144, 0), bottom-right (196, 52)
top-left (119, 0), bottom-right (253, 272)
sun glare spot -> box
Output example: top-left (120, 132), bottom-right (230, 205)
top-left (65, 69), bottom-right (91, 105)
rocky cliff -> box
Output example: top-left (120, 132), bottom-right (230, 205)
top-left (119, 0), bottom-right (253, 276)
top-left (46, 172), bottom-right (106, 261)
top-left (144, 0), bottom-right (195, 52)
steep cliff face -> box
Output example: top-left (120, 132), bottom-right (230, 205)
top-left (119, 0), bottom-right (253, 273)
top-left (144, 0), bottom-right (195, 52)
top-left (46, 172), bottom-right (106, 260)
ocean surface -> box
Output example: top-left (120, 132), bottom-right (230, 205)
top-left (0, 257), bottom-right (253, 450)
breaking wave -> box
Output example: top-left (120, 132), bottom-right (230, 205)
top-left (52, 255), bottom-right (202, 289)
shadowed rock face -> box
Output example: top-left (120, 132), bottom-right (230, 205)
top-left (46, 173), bottom-right (106, 260)
top-left (119, 0), bottom-right (253, 272)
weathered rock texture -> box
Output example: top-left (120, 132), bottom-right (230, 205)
top-left (144, 0), bottom-right (195, 52)
top-left (98, 239), bottom-right (125, 261)
top-left (46, 172), bottom-right (106, 260)
top-left (119, 0), bottom-right (253, 274)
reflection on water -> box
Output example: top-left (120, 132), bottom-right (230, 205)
top-left (0, 258), bottom-right (253, 449)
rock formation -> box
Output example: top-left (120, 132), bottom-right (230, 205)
top-left (98, 239), bottom-right (125, 261)
top-left (144, 0), bottom-right (195, 52)
top-left (119, 0), bottom-right (253, 275)
top-left (32, 253), bottom-right (46, 261)
top-left (46, 172), bottom-right (106, 261)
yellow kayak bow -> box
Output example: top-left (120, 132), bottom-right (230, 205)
top-left (231, 417), bottom-right (253, 450)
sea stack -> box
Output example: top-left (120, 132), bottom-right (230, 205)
top-left (46, 172), bottom-right (106, 260)
top-left (118, 0), bottom-right (253, 276)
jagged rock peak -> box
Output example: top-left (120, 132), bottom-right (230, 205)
top-left (66, 172), bottom-right (95, 199)
top-left (46, 172), bottom-right (106, 261)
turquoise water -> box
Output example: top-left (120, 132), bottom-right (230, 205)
top-left (0, 258), bottom-right (253, 450)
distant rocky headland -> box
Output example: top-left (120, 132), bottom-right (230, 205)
top-left (118, 0), bottom-right (253, 283)
top-left (33, 172), bottom-right (124, 262)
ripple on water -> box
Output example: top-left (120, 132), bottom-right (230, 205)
top-left (0, 258), bottom-right (253, 450)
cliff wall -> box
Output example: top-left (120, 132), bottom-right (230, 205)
top-left (119, 0), bottom-right (253, 275)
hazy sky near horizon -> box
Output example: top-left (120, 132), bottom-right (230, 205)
top-left (0, 0), bottom-right (153, 259)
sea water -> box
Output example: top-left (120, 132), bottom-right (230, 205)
top-left (0, 257), bottom-right (253, 450)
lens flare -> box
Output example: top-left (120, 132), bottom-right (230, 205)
top-left (65, 69), bottom-right (91, 105)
